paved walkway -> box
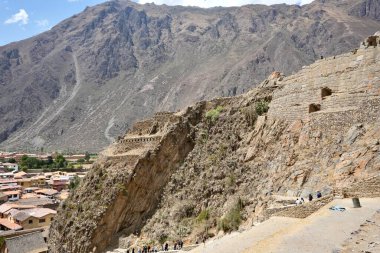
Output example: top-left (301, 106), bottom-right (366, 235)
top-left (188, 198), bottom-right (380, 253)
top-left (189, 217), bottom-right (300, 253)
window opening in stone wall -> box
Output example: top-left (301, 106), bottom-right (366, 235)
top-left (309, 104), bottom-right (321, 113)
top-left (321, 87), bottom-right (332, 99)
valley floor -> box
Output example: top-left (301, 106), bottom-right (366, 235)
top-left (188, 198), bottom-right (380, 253)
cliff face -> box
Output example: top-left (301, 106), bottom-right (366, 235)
top-left (1, 0), bottom-right (380, 152)
top-left (49, 108), bottom-right (204, 252)
top-left (49, 35), bottom-right (380, 252)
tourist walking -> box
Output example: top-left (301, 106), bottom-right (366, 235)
top-left (308, 193), bottom-right (313, 202)
top-left (317, 191), bottom-right (322, 198)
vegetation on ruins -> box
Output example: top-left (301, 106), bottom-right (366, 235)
top-left (196, 209), bottom-right (210, 223)
top-left (217, 198), bottom-right (243, 233)
top-left (0, 236), bottom-right (4, 248)
top-left (242, 105), bottom-right (258, 126)
top-left (255, 100), bottom-right (270, 116)
top-left (69, 175), bottom-right (81, 191)
top-left (206, 106), bottom-right (224, 123)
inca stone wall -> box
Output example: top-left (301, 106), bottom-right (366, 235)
top-left (342, 175), bottom-right (380, 198)
top-left (268, 46), bottom-right (380, 123)
top-left (266, 195), bottom-right (334, 219)
top-left (49, 35), bottom-right (380, 253)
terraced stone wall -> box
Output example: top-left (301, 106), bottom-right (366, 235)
top-left (268, 46), bottom-right (380, 123)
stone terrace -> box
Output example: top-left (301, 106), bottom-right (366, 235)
top-left (101, 112), bottom-right (181, 167)
top-left (268, 46), bottom-right (380, 123)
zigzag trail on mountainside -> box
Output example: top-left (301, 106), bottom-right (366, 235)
top-left (1, 0), bottom-right (380, 152)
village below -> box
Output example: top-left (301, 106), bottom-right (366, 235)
top-left (0, 151), bottom-right (95, 252)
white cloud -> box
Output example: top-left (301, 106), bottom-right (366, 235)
top-left (36, 19), bottom-right (49, 28)
top-left (4, 9), bottom-right (29, 25)
top-left (137, 0), bottom-right (314, 8)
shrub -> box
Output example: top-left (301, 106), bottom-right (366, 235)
top-left (217, 199), bottom-right (243, 233)
top-left (206, 106), bottom-right (223, 122)
top-left (225, 174), bottom-right (236, 187)
top-left (196, 209), bottom-right (210, 223)
top-left (255, 100), bottom-right (270, 116)
top-left (69, 175), bottom-right (81, 190)
top-left (242, 105), bottom-right (258, 126)
top-left (158, 234), bottom-right (168, 245)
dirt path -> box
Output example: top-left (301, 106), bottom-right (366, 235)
top-left (189, 217), bottom-right (300, 253)
top-left (244, 198), bottom-right (380, 253)
top-left (340, 209), bottom-right (380, 253)
top-left (189, 198), bottom-right (380, 253)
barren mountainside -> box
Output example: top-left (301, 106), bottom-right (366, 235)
top-left (49, 35), bottom-right (380, 253)
top-left (1, 0), bottom-right (380, 152)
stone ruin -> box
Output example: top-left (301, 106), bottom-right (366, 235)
top-left (103, 111), bottom-right (181, 165)
top-left (268, 32), bottom-right (380, 125)
top-left (361, 31), bottom-right (380, 48)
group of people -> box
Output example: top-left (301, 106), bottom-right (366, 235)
top-left (295, 191), bottom-right (322, 205)
top-left (124, 240), bottom-right (184, 253)
top-left (173, 240), bottom-right (184, 250)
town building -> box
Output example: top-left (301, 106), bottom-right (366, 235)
top-left (0, 231), bottom-right (48, 253)
top-left (10, 208), bottom-right (56, 230)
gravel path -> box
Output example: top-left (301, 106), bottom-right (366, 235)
top-left (189, 198), bottom-right (380, 253)
top-left (189, 217), bottom-right (300, 253)
top-left (245, 198), bottom-right (380, 253)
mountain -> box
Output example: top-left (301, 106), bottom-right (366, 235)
top-left (0, 0), bottom-right (379, 152)
top-left (48, 34), bottom-right (380, 253)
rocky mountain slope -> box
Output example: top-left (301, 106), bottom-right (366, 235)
top-left (49, 34), bottom-right (380, 253)
top-left (1, 0), bottom-right (380, 152)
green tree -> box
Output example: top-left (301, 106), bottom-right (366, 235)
top-left (54, 154), bottom-right (67, 168)
top-left (20, 155), bottom-right (42, 171)
top-left (84, 152), bottom-right (90, 162)
top-left (46, 156), bottom-right (53, 165)
top-left (7, 158), bottom-right (16, 163)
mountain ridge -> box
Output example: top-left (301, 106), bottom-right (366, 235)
top-left (1, 0), bottom-right (380, 152)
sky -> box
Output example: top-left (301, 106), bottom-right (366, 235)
top-left (0, 0), bottom-right (314, 46)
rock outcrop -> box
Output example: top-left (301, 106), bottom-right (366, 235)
top-left (1, 0), bottom-right (380, 152)
top-left (49, 34), bottom-right (380, 252)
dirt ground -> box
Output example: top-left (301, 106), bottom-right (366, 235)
top-left (188, 198), bottom-right (380, 253)
top-left (340, 209), bottom-right (380, 253)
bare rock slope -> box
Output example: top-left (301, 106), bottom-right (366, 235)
top-left (49, 35), bottom-right (380, 252)
top-left (1, 0), bottom-right (380, 152)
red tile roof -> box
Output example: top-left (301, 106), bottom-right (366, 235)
top-left (0, 218), bottom-right (22, 230)
top-left (3, 190), bottom-right (20, 195)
